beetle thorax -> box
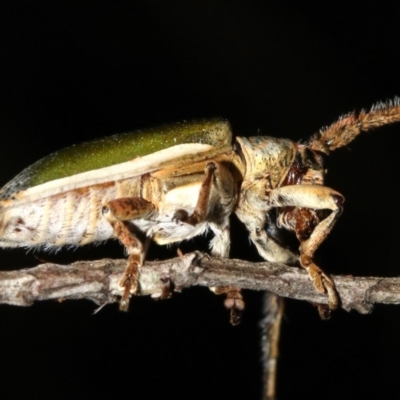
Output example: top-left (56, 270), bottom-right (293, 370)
top-left (235, 136), bottom-right (297, 188)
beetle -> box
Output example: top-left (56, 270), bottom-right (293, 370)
top-left (1, 99), bottom-right (399, 323)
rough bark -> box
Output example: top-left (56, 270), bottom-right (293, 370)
top-left (0, 251), bottom-right (398, 313)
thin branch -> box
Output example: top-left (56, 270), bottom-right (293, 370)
top-left (0, 252), bottom-right (398, 313)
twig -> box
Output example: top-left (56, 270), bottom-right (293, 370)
top-left (0, 252), bottom-right (398, 313)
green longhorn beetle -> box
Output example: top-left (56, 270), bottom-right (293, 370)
top-left (1, 99), bottom-right (400, 323)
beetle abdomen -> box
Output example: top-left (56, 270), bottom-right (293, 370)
top-left (0, 183), bottom-right (119, 248)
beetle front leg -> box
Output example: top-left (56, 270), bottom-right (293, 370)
top-left (268, 184), bottom-right (344, 311)
top-left (102, 198), bottom-right (154, 311)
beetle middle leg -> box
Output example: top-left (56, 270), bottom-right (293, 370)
top-left (209, 221), bottom-right (245, 325)
top-left (268, 184), bottom-right (344, 311)
top-left (172, 162), bottom-right (218, 225)
top-left (173, 161), bottom-right (237, 229)
top-left (102, 198), bottom-right (154, 311)
top-left (173, 161), bottom-right (243, 324)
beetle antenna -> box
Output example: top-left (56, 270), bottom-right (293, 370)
top-left (308, 97), bottom-right (400, 154)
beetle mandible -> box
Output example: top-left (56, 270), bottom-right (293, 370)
top-left (1, 99), bottom-right (399, 323)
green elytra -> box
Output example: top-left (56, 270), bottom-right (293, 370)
top-left (0, 119), bottom-right (231, 200)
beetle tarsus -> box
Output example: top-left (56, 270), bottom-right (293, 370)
top-left (213, 286), bottom-right (245, 325)
top-left (118, 256), bottom-right (142, 311)
top-left (119, 286), bottom-right (131, 312)
top-left (300, 254), bottom-right (339, 310)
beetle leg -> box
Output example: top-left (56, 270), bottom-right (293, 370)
top-left (236, 210), bottom-right (299, 265)
top-left (209, 222), bottom-right (230, 257)
top-left (202, 163), bottom-right (244, 324)
top-left (102, 198), bottom-right (154, 311)
top-left (209, 218), bottom-right (247, 325)
top-left (212, 286), bottom-right (245, 325)
top-left (173, 162), bottom-right (217, 225)
top-left (268, 184), bottom-right (344, 310)
top-left (249, 226), bottom-right (299, 264)
top-left (174, 161), bottom-right (237, 223)
top-left (108, 219), bottom-right (150, 311)
top-left (209, 223), bottom-right (245, 325)
top-left (173, 162), bottom-right (244, 324)
top-left (236, 175), bottom-right (299, 265)
top-left (103, 197), bottom-right (155, 221)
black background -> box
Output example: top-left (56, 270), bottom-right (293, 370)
top-left (1, 2), bottom-right (400, 399)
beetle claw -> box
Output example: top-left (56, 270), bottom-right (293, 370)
top-left (230, 308), bottom-right (243, 326)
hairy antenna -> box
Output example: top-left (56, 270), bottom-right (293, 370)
top-left (309, 97), bottom-right (400, 153)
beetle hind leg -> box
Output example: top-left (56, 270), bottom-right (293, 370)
top-left (102, 198), bottom-right (154, 311)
